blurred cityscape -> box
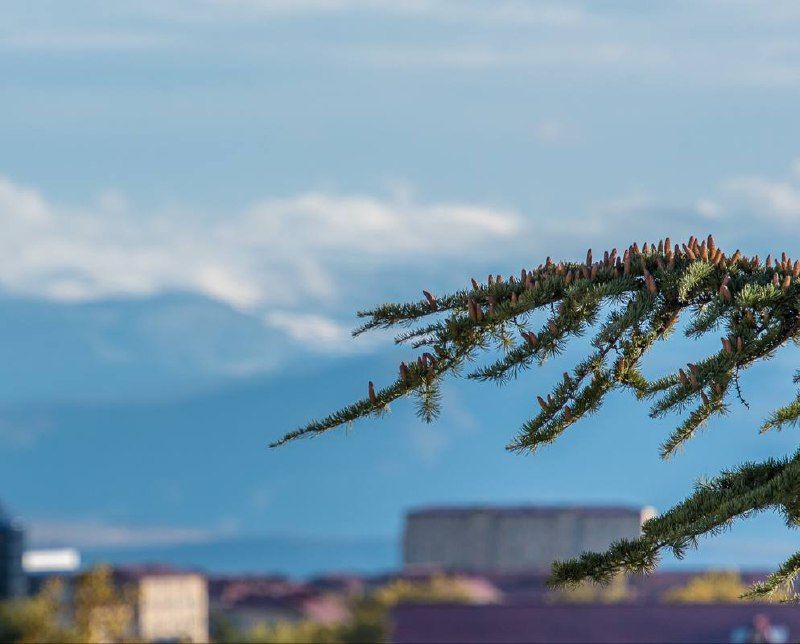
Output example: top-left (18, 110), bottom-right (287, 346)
top-left (1, 500), bottom-right (795, 643)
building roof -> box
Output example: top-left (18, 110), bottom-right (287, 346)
top-left (390, 603), bottom-right (800, 643)
top-left (407, 504), bottom-right (646, 519)
top-left (113, 564), bottom-right (204, 581)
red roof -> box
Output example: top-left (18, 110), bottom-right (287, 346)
top-left (390, 603), bottom-right (800, 643)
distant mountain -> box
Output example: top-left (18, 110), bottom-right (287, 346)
top-left (0, 292), bottom-right (291, 404)
top-left (78, 534), bottom-right (398, 578)
top-left (3, 297), bottom-right (799, 573)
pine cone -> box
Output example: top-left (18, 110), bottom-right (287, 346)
top-left (524, 331), bottom-right (539, 348)
top-left (645, 272), bottom-right (658, 294)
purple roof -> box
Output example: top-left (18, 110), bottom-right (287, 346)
top-left (390, 603), bottom-right (800, 643)
top-left (407, 504), bottom-right (644, 519)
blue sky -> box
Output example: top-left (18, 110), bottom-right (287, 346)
top-left (2, 1), bottom-right (800, 570)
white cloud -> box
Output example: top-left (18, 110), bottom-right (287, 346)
top-left (27, 519), bottom-right (226, 548)
top-left (210, 0), bottom-right (589, 26)
top-left (2, 2), bottom-right (800, 88)
top-left (0, 31), bottom-right (169, 52)
top-left (695, 198), bottom-right (723, 219)
top-left (723, 176), bottom-right (800, 223)
top-left (532, 119), bottom-right (571, 144)
top-left (4, 161), bottom-right (800, 358)
top-left (265, 311), bottom-right (357, 353)
top-left (408, 424), bottom-right (450, 465)
top-left (0, 175), bottom-right (521, 315)
top-left (542, 166), bottom-right (800, 263)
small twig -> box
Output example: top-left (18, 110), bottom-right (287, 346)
top-left (734, 366), bottom-right (750, 409)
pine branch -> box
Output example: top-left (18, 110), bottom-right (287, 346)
top-left (272, 235), bottom-right (800, 596)
top-left (744, 552), bottom-right (800, 600)
top-left (551, 452), bottom-right (800, 589)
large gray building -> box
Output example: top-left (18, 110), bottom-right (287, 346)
top-left (0, 502), bottom-right (26, 599)
top-left (403, 505), bottom-right (654, 573)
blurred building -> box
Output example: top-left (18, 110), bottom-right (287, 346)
top-left (23, 548), bottom-right (81, 595)
top-left (403, 505), bottom-right (654, 573)
top-left (390, 603), bottom-right (798, 643)
top-left (0, 501), bottom-right (26, 599)
top-left (115, 565), bottom-right (208, 643)
top-left (210, 574), bottom-right (349, 632)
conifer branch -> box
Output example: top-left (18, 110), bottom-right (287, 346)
top-left (272, 235), bottom-right (800, 597)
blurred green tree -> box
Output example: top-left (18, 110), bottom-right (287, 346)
top-left (0, 579), bottom-right (78, 644)
top-left (72, 565), bottom-right (136, 643)
top-left (550, 573), bottom-right (631, 604)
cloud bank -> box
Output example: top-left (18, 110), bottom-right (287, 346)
top-left (2, 159), bottom-right (800, 354)
top-left (4, 2), bottom-right (800, 88)
top-left (0, 176), bottom-right (521, 313)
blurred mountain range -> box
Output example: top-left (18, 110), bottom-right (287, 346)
top-left (2, 292), bottom-right (799, 574)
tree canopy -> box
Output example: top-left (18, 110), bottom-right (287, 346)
top-left (272, 235), bottom-right (800, 599)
